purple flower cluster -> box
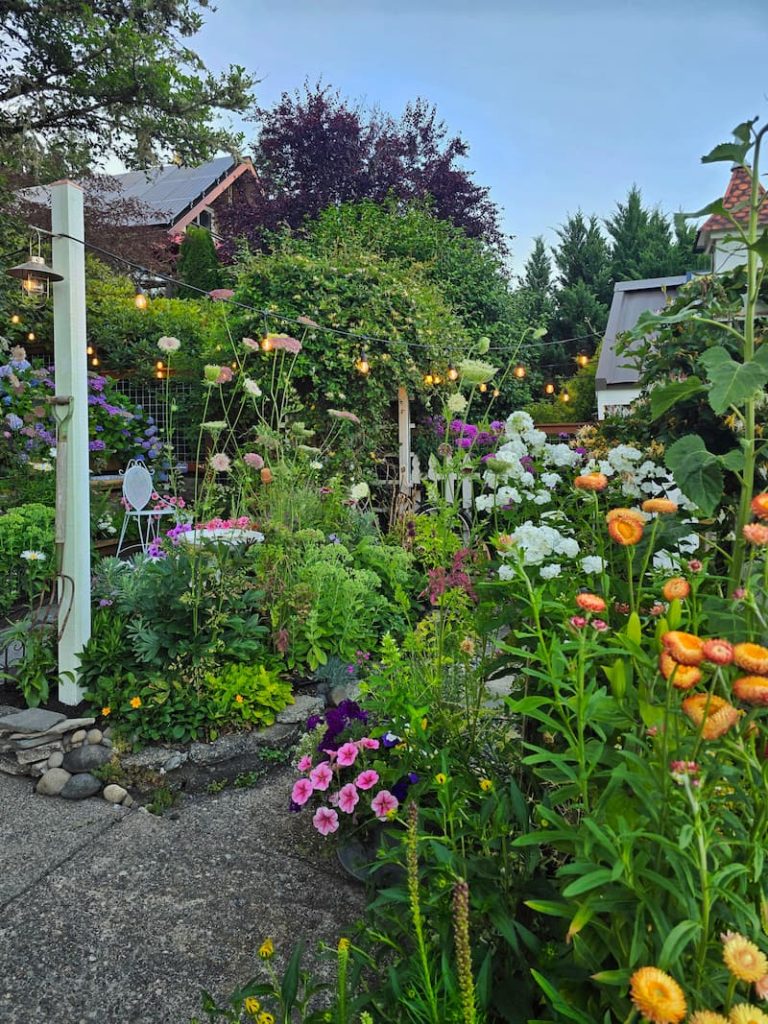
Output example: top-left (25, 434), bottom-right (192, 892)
top-left (450, 419), bottom-right (504, 451)
top-left (307, 700), bottom-right (369, 753)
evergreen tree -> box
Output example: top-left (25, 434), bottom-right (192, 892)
top-left (520, 235), bottom-right (553, 324)
top-left (553, 212), bottom-right (612, 304)
top-left (177, 226), bottom-right (222, 296)
top-left (605, 185), bottom-right (649, 281)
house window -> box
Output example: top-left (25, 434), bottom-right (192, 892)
top-left (197, 210), bottom-right (212, 229)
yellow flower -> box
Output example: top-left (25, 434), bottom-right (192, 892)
top-left (129, 696), bottom-right (141, 709)
top-left (257, 1014), bottom-right (275, 1024)
top-left (235, 694), bottom-right (244, 704)
top-left (243, 997), bottom-right (261, 1016)
top-left (101, 706), bottom-right (111, 717)
top-left (420, 717), bottom-right (428, 731)
top-left (338, 937), bottom-right (350, 952)
top-left (629, 966), bottom-right (687, 1024)
top-left (258, 938), bottom-right (274, 959)
top-left (479, 778), bottom-right (493, 792)
top-left (689, 1014), bottom-right (729, 1024)
top-left (730, 1004), bottom-right (768, 1024)
top-left (723, 935), bottom-right (768, 983)
top-left (434, 773), bottom-right (447, 785)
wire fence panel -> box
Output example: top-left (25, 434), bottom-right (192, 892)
top-left (114, 379), bottom-right (196, 465)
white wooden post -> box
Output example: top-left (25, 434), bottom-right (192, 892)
top-left (397, 386), bottom-right (412, 495)
top-left (51, 181), bottom-right (91, 704)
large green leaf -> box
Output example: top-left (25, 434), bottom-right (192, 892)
top-left (649, 377), bottom-right (704, 420)
top-left (701, 141), bottom-right (750, 165)
top-left (700, 346), bottom-right (768, 415)
top-left (665, 435), bottom-right (724, 516)
top-left (658, 920), bottom-right (701, 970)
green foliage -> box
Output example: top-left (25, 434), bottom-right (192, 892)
top-left (177, 226), bottom-right (223, 296)
top-left (0, 502), bottom-right (56, 613)
top-left (0, 620), bottom-right (55, 707)
top-left (203, 663), bottom-right (293, 728)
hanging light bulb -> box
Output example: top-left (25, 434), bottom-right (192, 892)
top-left (544, 381), bottom-right (555, 396)
top-left (134, 286), bottom-right (148, 310)
top-left (479, 382), bottom-right (488, 393)
top-left (156, 360), bottom-right (164, 371)
top-left (513, 364), bottom-right (526, 379)
top-left (447, 365), bottom-right (459, 381)
top-left (576, 353), bottom-right (589, 368)
top-left (261, 336), bottom-right (273, 352)
top-left (356, 349), bottom-right (370, 375)
top-left (91, 356), bottom-right (100, 367)
top-left (27, 331), bottom-right (35, 342)
top-left (10, 314), bottom-right (20, 325)
top-left (492, 388), bottom-right (501, 398)
top-left (86, 345), bottom-right (94, 356)
top-left (561, 388), bottom-right (571, 403)
top-left (231, 361), bottom-right (237, 369)
top-left (156, 370), bottom-right (163, 380)
top-left (423, 373), bottom-right (434, 386)
top-left (7, 254), bottom-right (63, 298)
top-left (433, 374), bottom-right (442, 385)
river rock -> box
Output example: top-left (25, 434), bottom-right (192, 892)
top-left (36, 768), bottom-right (72, 796)
top-left (47, 751), bottom-right (64, 769)
top-left (62, 744), bottom-right (112, 773)
top-left (69, 729), bottom-right (87, 745)
top-left (86, 728), bottom-right (103, 745)
top-left (0, 709), bottom-right (66, 734)
top-left (60, 773), bottom-right (102, 800)
top-left (102, 784), bottom-right (128, 804)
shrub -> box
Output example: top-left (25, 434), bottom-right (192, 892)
top-left (0, 502), bottom-right (56, 614)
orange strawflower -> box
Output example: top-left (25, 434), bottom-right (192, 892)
top-left (732, 676), bottom-right (768, 706)
top-left (744, 523), bottom-right (768, 546)
top-left (260, 467), bottom-right (273, 484)
top-left (733, 643), bottom-right (768, 675)
top-left (659, 652), bottom-right (702, 690)
top-left (682, 693), bottom-right (740, 740)
top-left (576, 593), bottom-right (606, 612)
top-left (688, 1014), bottom-right (730, 1024)
top-left (729, 1005), bottom-right (768, 1024)
top-left (662, 577), bottom-right (690, 601)
top-left (574, 472), bottom-right (608, 492)
top-left (629, 966), bottom-right (687, 1024)
top-left (701, 638), bottom-right (734, 666)
top-left (751, 493), bottom-right (768, 520)
top-left (642, 498), bottom-right (679, 515)
top-left (662, 631), bottom-right (705, 666)
top-left (607, 508), bottom-right (645, 545)
top-left (723, 934), bottom-right (768, 983)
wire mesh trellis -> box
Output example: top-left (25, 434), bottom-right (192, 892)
top-left (114, 379), bottom-right (196, 465)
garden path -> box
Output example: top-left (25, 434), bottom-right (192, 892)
top-left (0, 767), bottom-right (364, 1023)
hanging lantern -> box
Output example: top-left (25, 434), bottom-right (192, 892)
top-left (561, 388), bottom-right (571, 403)
top-left (544, 381), bottom-right (556, 395)
top-left (261, 336), bottom-right (273, 352)
top-left (86, 345), bottom-right (94, 356)
top-left (356, 350), bottom-right (370, 375)
top-left (156, 360), bottom-right (164, 371)
top-left (91, 356), bottom-right (100, 367)
top-left (576, 353), bottom-right (589, 368)
top-left (513, 364), bottom-right (526, 379)
top-left (423, 373), bottom-right (434, 386)
top-left (134, 286), bottom-right (148, 310)
top-left (6, 254), bottom-right (63, 298)
top-left (447, 365), bottom-right (459, 381)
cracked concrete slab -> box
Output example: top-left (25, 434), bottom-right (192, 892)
top-left (0, 769), bottom-right (365, 1024)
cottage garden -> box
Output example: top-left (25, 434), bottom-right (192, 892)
top-left (3, 123), bottom-right (768, 1024)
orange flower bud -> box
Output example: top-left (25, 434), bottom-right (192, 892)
top-left (642, 498), bottom-right (679, 515)
top-left (659, 651), bottom-right (702, 690)
top-left (733, 642), bottom-right (768, 675)
top-left (732, 675), bottom-right (768, 706)
top-left (575, 593), bottom-right (606, 613)
top-left (662, 630), bottom-right (705, 666)
top-left (574, 472), bottom-right (608, 492)
top-left (744, 523), bottom-right (768, 546)
top-left (662, 577), bottom-right (690, 601)
top-left (750, 492), bottom-right (768, 520)
top-left (260, 467), bottom-right (273, 484)
top-left (682, 693), bottom-right (740, 740)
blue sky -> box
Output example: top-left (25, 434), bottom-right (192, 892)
top-left (194, 0), bottom-right (768, 274)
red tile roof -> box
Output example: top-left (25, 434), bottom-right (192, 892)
top-left (699, 166), bottom-right (768, 233)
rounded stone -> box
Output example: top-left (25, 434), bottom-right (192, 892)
top-left (102, 784), bottom-right (128, 804)
top-left (60, 773), bottom-right (102, 800)
top-left (101, 737), bottom-right (113, 748)
top-left (35, 768), bottom-right (72, 797)
top-left (102, 726), bottom-right (113, 739)
top-left (123, 795), bottom-right (134, 808)
top-left (47, 751), bottom-right (64, 769)
top-left (86, 728), bottom-right (103, 745)
top-left (62, 743), bottom-right (112, 774)
top-left (70, 729), bottom-right (87, 744)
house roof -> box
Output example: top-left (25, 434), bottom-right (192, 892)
top-left (18, 156), bottom-right (255, 230)
top-left (595, 275), bottom-right (690, 390)
top-left (695, 166), bottom-right (768, 250)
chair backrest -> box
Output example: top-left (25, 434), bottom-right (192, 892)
top-left (122, 460), bottom-right (154, 511)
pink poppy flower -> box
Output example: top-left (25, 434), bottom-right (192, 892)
top-left (358, 737), bottom-right (380, 750)
top-left (371, 790), bottom-right (399, 820)
top-left (355, 769), bottom-right (379, 790)
top-left (291, 778), bottom-right (313, 806)
top-left (338, 783), bottom-right (359, 814)
top-left (297, 755), bottom-right (312, 772)
top-left (312, 806), bottom-right (339, 836)
top-left (336, 742), bottom-right (359, 767)
top-left (309, 762), bottom-right (333, 791)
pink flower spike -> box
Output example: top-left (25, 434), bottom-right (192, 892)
top-left (291, 778), bottom-right (313, 806)
top-left (338, 783), bottom-right (360, 814)
top-left (312, 806), bottom-right (339, 836)
top-left (371, 790), bottom-right (399, 820)
top-left (336, 742), bottom-right (359, 767)
top-left (355, 769), bottom-right (379, 791)
top-left (358, 737), bottom-right (380, 750)
top-left (297, 755), bottom-right (312, 773)
top-left (309, 762), bottom-right (333, 791)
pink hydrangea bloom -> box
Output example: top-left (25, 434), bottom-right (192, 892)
top-left (338, 783), bottom-right (359, 814)
top-left (336, 742), bottom-right (359, 767)
top-left (312, 806), bottom-right (339, 836)
top-left (291, 778), bottom-right (313, 806)
top-left (355, 769), bottom-right (379, 790)
top-left (371, 790), bottom-right (399, 820)
top-left (243, 452), bottom-right (265, 470)
top-left (358, 737), bottom-right (380, 750)
top-left (309, 762), bottom-right (333, 791)
top-left (297, 755), bottom-right (312, 772)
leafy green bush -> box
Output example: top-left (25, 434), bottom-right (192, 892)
top-left (203, 663), bottom-right (293, 727)
top-left (0, 502), bottom-right (56, 614)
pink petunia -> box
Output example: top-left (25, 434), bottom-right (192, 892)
top-left (297, 755), bottom-right (312, 772)
top-left (358, 737), bottom-right (380, 750)
top-left (338, 783), bottom-right (360, 814)
top-left (328, 791), bottom-right (340, 806)
top-left (355, 769), bottom-right (379, 791)
top-left (323, 749), bottom-right (339, 762)
top-left (312, 806), bottom-right (339, 836)
top-left (291, 778), bottom-right (314, 806)
top-left (371, 790), bottom-right (399, 820)
top-left (309, 762), bottom-right (333, 791)
top-left (336, 742), bottom-right (359, 767)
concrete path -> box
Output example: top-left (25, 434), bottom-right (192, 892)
top-left (0, 768), bottom-right (365, 1024)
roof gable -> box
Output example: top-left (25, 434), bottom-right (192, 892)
top-left (698, 166), bottom-right (768, 236)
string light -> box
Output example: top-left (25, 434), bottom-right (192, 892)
top-left (433, 374), bottom-right (442, 385)
top-left (447, 365), bottom-right (458, 381)
top-left (155, 370), bottom-right (163, 379)
top-left (479, 382), bottom-right (488, 393)
top-left (576, 353), bottom-right (589, 368)
top-left (91, 356), bottom-right (100, 367)
top-left (155, 360), bottom-right (164, 371)
top-left (492, 388), bottom-right (500, 398)
top-left (261, 335), bottom-right (273, 352)
top-left (10, 314), bottom-right (20, 324)
top-left (561, 388), bottom-right (571, 403)
top-left (513, 364), bottom-right (526, 379)
top-left (544, 382), bottom-right (556, 395)
top-left (356, 349), bottom-right (370, 375)
top-left (86, 345), bottom-right (94, 356)
top-left (423, 373), bottom-right (434, 386)
top-left (27, 331), bottom-right (35, 341)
